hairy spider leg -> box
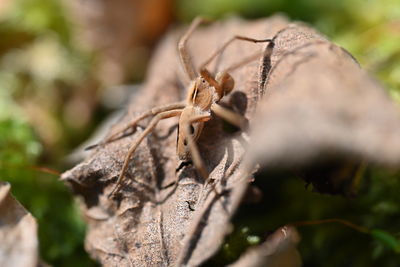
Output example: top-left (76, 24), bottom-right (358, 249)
top-left (181, 114), bottom-right (212, 180)
top-left (178, 17), bottom-right (211, 81)
top-left (109, 109), bottom-right (183, 196)
top-left (200, 35), bottom-right (273, 71)
top-left (86, 102), bottom-right (185, 150)
top-left (211, 103), bottom-right (248, 129)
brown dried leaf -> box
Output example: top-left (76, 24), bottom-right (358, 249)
top-left (61, 16), bottom-right (290, 266)
top-left (229, 226), bottom-right (301, 267)
top-left (0, 182), bottom-right (39, 267)
top-left (62, 16), bottom-right (400, 265)
top-left (246, 24), bottom-right (400, 192)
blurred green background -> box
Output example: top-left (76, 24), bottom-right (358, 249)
top-left (0, 0), bottom-right (399, 266)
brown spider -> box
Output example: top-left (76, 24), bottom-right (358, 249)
top-left (89, 17), bottom-right (273, 196)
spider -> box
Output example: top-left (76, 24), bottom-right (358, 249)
top-left (89, 17), bottom-right (273, 196)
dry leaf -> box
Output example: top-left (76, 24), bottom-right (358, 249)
top-left (245, 24), bottom-right (400, 194)
top-left (61, 16), bottom-right (289, 266)
top-left (0, 182), bottom-right (39, 267)
top-left (62, 16), bottom-right (400, 266)
top-left (229, 226), bottom-right (301, 267)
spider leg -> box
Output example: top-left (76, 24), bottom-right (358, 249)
top-left (109, 109), bottom-right (183, 197)
top-left (198, 36), bottom-right (273, 99)
top-left (181, 114), bottom-right (211, 180)
top-left (178, 16), bottom-right (210, 80)
top-left (211, 103), bottom-right (248, 129)
top-left (200, 35), bottom-right (273, 70)
top-left (222, 41), bottom-right (273, 74)
top-left (86, 102), bottom-right (185, 150)
top-left (183, 114), bottom-right (232, 209)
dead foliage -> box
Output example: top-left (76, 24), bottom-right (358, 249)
top-left (0, 182), bottom-right (39, 267)
top-left (62, 15), bottom-right (400, 266)
top-left (229, 226), bottom-right (301, 267)
top-left (246, 24), bottom-right (400, 195)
